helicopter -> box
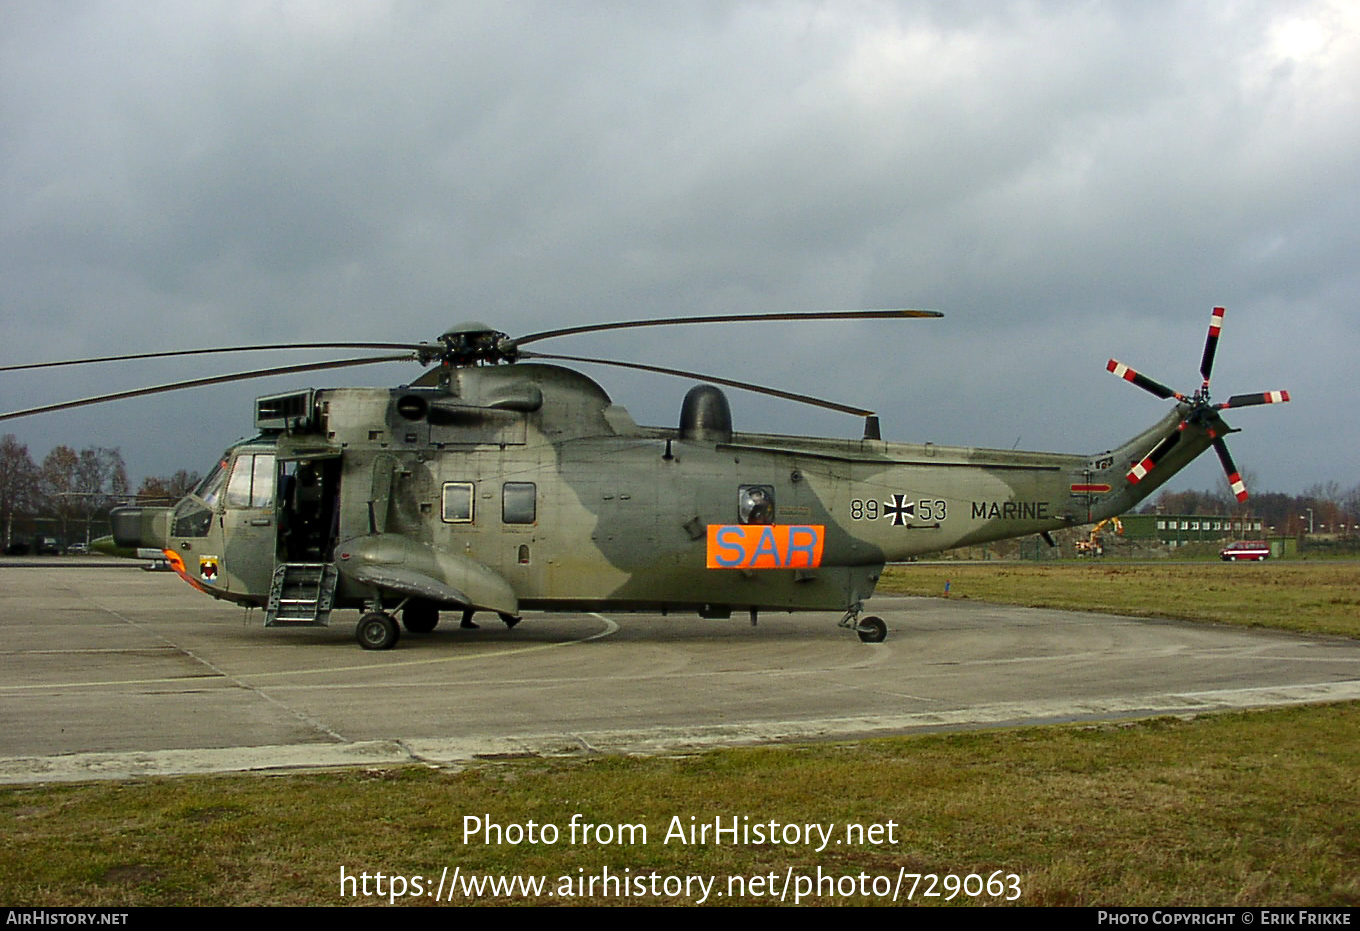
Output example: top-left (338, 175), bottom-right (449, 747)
top-left (1, 307), bottom-right (1288, 649)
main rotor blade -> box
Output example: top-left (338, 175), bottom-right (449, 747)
top-left (515, 309), bottom-right (942, 347)
top-left (0, 354), bottom-right (414, 422)
top-left (0, 342), bottom-right (428, 373)
top-left (520, 350), bottom-right (875, 417)
top-left (1106, 360), bottom-right (1184, 401)
top-left (1199, 306), bottom-right (1224, 387)
top-left (1212, 437), bottom-right (1249, 502)
top-left (1216, 390), bottom-right (1290, 409)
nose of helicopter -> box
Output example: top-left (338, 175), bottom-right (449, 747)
top-left (110, 505), bottom-right (174, 551)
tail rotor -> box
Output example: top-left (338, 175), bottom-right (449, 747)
top-left (1107, 306), bottom-right (1289, 500)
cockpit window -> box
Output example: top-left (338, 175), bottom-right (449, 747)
top-left (193, 459), bottom-right (229, 508)
top-left (172, 498), bottom-right (214, 538)
top-left (225, 453), bottom-right (276, 509)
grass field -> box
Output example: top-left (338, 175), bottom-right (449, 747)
top-left (4, 562), bottom-right (1357, 907)
top-left (880, 560), bottom-right (1360, 638)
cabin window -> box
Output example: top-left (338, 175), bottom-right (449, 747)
top-left (225, 453), bottom-right (275, 509)
top-left (738, 485), bottom-right (775, 524)
top-left (503, 482), bottom-right (536, 524)
top-left (441, 482), bottom-right (475, 523)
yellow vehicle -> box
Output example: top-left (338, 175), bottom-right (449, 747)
top-left (1075, 517), bottom-right (1123, 556)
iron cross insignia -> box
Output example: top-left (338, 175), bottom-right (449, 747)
top-left (884, 494), bottom-right (915, 526)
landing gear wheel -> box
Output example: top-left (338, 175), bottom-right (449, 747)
top-left (357, 612), bottom-right (400, 650)
top-left (856, 616), bottom-right (887, 644)
top-left (402, 600), bottom-right (439, 633)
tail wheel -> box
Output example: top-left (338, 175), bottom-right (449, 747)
top-left (857, 616), bottom-right (887, 644)
top-left (357, 612), bottom-right (400, 650)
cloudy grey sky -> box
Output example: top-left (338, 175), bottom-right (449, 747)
top-left (3, 0), bottom-right (1356, 496)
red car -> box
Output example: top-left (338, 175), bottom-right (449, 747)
top-left (1220, 540), bottom-right (1270, 561)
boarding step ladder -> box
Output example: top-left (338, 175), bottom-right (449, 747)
top-left (265, 562), bottom-right (339, 627)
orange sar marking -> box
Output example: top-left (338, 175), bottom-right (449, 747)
top-left (705, 525), bottom-right (825, 569)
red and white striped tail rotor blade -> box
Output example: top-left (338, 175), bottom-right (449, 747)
top-left (1212, 437), bottom-right (1249, 502)
top-left (1126, 429), bottom-right (1183, 484)
top-left (1217, 390), bottom-right (1290, 410)
top-left (1199, 306), bottom-right (1224, 388)
top-left (1107, 360), bottom-right (1183, 401)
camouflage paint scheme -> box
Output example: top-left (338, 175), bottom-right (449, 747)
top-left (122, 360), bottom-right (1224, 634)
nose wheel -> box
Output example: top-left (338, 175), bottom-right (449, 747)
top-left (357, 612), bottom-right (401, 650)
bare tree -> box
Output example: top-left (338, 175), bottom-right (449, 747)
top-left (37, 445), bottom-right (130, 544)
top-left (1343, 483), bottom-right (1360, 531)
top-left (73, 447), bottom-right (130, 544)
top-left (1301, 481), bottom-right (1346, 533)
top-left (39, 445), bottom-right (80, 542)
top-left (0, 434), bottom-right (39, 548)
top-left (137, 469), bottom-right (201, 502)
